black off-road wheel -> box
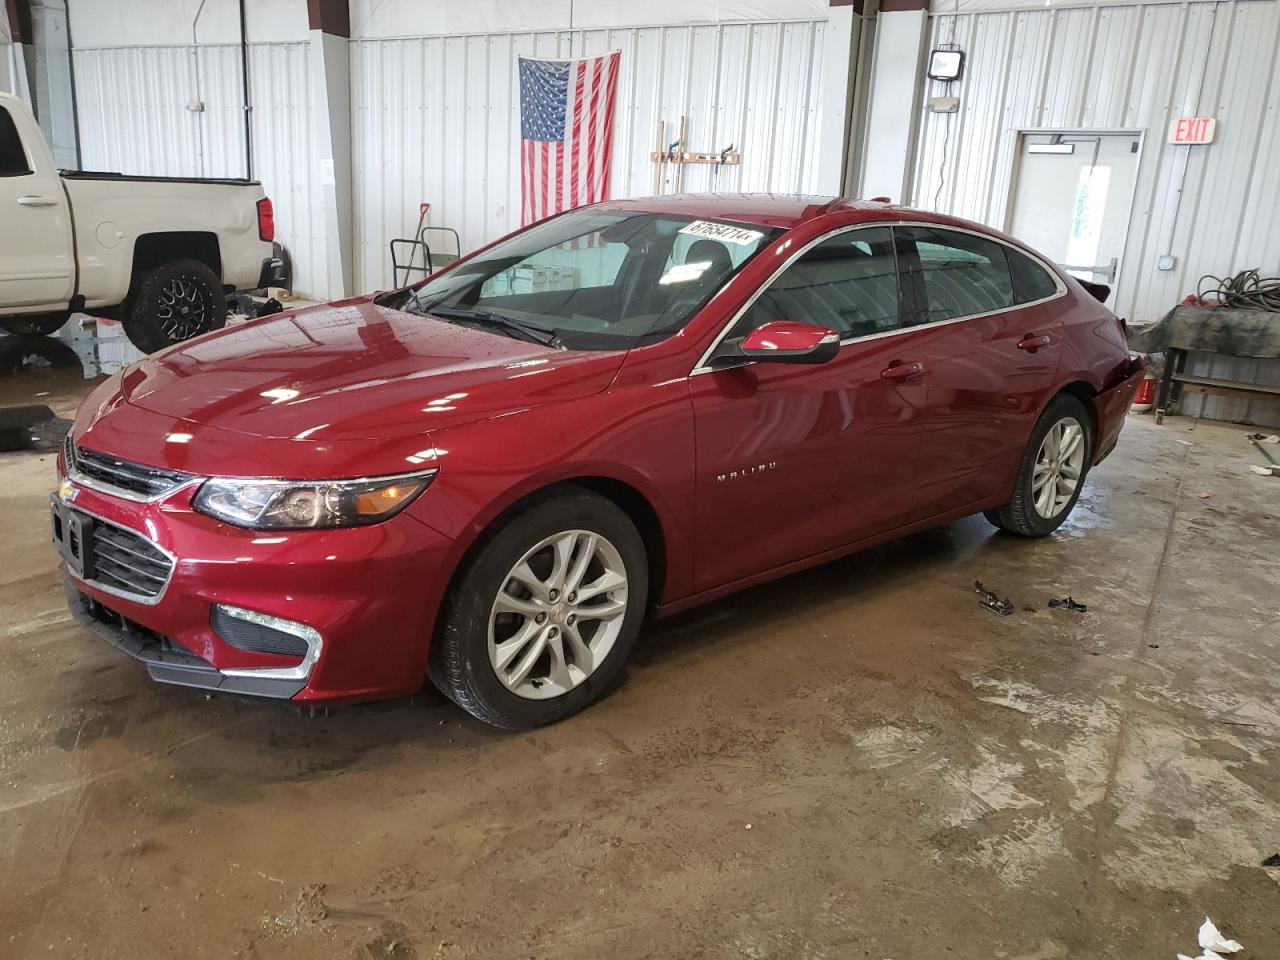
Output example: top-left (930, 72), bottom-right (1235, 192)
top-left (985, 394), bottom-right (1094, 537)
top-left (429, 489), bottom-right (648, 730)
top-left (0, 313), bottom-right (68, 338)
top-left (122, 259), bottom-right (226, 354)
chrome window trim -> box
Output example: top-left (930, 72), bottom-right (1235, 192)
top-left (58, 500), bottom-right (178, 607)
top-left (689, 219), bottom-right (1068, 376)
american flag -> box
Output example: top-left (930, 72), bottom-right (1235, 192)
top-left (519, 52), bottom-right (620, 225)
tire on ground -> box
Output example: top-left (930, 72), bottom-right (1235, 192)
top-left (122, 258), bottom-right (227, 354)
top-left (429, 488), bottom-right (649, 729)
top-left (984, 392), bottom-right (1094, 537)
top-left (0, 313), bottom-right (68, 338)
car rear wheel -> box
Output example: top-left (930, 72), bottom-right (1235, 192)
top-left (429, 489), bottom-right (648, 729)
top-left (123, 258), bottom-right (227, 354)
top-left (984, 394), bottom-right (1093, 537)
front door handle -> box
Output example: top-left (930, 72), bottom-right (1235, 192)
top-left (880, 360), bottom-right (925, 381)
top-left (1017, 334), bottom-right (1052, 351)
top-left (16, 195), bottom-right (58, 207)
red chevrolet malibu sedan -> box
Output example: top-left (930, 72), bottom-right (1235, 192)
top-left (54, 195), bottom-right (1143, 728)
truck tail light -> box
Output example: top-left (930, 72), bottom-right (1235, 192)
top-left (256, 197), bottom-right (275, 243)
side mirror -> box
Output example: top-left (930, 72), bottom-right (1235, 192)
top-left (711, 320), bottom-right (840, 367)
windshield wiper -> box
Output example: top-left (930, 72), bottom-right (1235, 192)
top-left (424, 306), bottom-right (560, 347)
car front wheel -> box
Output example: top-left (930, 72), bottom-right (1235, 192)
top-left (429, 489), bottom-right (648, 729)
top-left (985, 394), bottom-right (1093, 537)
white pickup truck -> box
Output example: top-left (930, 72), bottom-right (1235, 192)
top-left (0, 92), bottom-right (287, 352)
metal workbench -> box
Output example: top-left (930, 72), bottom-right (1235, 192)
top-left (1128, 305), bottom-right (1280, 423)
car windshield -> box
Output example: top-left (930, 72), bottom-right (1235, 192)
top-left (401, 209), bottom-right (779, 351)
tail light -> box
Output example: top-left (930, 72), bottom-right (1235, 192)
top-left (256, 197), bottom-right (275, 243)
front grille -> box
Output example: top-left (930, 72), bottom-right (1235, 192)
top-left (90, 521), bottom-right (174, 599)
top-left (211, 607), bottom-right (310, 659)
top-left (67, 436), bottom-right (195, 500)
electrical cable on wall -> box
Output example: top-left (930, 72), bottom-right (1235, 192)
top-left (1197, 270), bottom-right (1280, 312)
top-left (934, 111), bottom-right (952, 211)
top-left (931, 19), bottom-right (960, 212)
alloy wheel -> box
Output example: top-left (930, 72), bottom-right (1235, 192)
top-left (488, 530), bottom-right (629, 700)
top-left (157, 276), bottom-right (208, 340)
top-left (1031, 416), bottom-right (1086, 519)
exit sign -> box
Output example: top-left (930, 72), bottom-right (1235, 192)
top-left (1168, 117), bottom-right (1216, 144)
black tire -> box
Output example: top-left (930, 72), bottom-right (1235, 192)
top-left (984, 394), bottom-right (1094, 537)
top-left (122, 258), bottom-right (226, 354)
top-left (429, 489), bottom-right (648, 729)
top-left (0, 313), bottom-right (68, 338)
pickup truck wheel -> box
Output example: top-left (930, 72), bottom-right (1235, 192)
top-left (0, 314), bottom-right (68, 338)
top-left (123, 259), bottom-right (226, 353)
top-left (429, 490), bottom-right (648, 729)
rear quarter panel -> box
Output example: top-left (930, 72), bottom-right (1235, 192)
top-left (62, 178), bottom-right (270, 306)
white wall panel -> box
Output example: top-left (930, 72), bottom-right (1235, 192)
top-left (351, 19), bottom-right (827, 292)
top-left (347, 0), bottom-right (831, 38)
top-left (910, 0), bottom-right (1280, 424)
top-left (72, 41), bottom-right (325, 298)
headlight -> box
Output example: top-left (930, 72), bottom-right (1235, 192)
top-left (192, 470), bottom-right (437, 529)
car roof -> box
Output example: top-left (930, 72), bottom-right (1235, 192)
top-left (594, 193), bottom-right (908, 230)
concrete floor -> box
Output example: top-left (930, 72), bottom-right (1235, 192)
top-left (2, 338), bottom-right (1278, 960)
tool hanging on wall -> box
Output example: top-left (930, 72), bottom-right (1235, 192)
top-left (650, 115), bottom-right (741, 195)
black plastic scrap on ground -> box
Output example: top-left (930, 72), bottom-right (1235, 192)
top-left (974, 581), bottom-right (1090, 617)
top-left (974, 580), bottom-right (1014, 617)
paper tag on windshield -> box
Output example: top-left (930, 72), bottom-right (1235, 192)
top-left (678, 220), bottom-right (765, 246)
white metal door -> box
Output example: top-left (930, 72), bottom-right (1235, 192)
top-left (0, 102), bottom-right (75, 309)
top-left (1008, 133), bottom-right (1141, 300)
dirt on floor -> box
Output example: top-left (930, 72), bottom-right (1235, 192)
top-left (1, 345), bottom-right (1278, 960)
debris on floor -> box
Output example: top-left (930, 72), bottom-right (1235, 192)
top-left (1245, 432), bottom-right (1279, 444)
top-left (1198, 492), bottom-right (1212, 499)
top-left (974, 580), bottom-right (1014, 616)
top-left (1262, 852), bottom-right (1280, 867)
top-left (0, 403), bottom-right (71, 453)
top-left (1048, 596), bottom-right (1088, 613)
top-left (1248, 436), bottom-right (1280, 476)
top-left (1177, 917), bottom-right (1244, 960)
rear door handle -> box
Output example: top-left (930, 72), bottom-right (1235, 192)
top-left (16, 195), bottom-right (58, 207)
top-left (1017, 334), bottom-right (1052, 351)
top-left (880, 360), bottom-right (925, 381)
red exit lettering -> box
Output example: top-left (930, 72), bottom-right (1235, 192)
top-left (1169, 116), bottom-right (1216, 145)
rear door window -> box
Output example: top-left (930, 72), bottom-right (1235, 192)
top-left (0, 106), bottom-right (32, 177)
top-left (1007, 247), bottom-right (1061, 304)
top-left (902, 227), bottom-right (1014, 323)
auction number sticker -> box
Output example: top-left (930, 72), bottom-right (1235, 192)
top-left (678, 220), bottom-right (765, 246)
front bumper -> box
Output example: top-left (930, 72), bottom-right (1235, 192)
top-left (65, 579), bottom-right (308, 698)
top-left (54, 473), bottom-right (456, 704)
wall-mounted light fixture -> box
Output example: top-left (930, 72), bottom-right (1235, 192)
top-left (927, 45), bottom-right (965, 83)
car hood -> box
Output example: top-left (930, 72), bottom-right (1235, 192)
top-left (120, 299), bottom-right (627, 441)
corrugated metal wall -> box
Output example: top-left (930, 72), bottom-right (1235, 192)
top-left (71, 42), bottom-right (326, 300)
top-left (351, 19), bottom-right (827, 292)
top-left (910, 0), bottom-right (1280, 424)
